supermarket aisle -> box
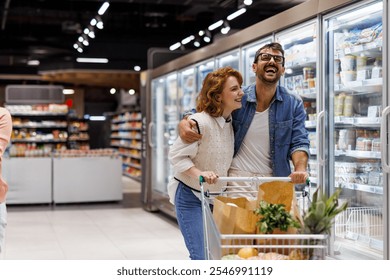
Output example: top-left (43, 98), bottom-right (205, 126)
top-left (2, 177), bottom-right (189, 260)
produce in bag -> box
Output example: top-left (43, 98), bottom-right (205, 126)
top-left (254, 181), bottom-right (303, 255)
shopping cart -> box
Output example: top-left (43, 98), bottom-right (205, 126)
top-left (200, 176), bottom-right (328, 260)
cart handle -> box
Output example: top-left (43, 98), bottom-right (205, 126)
top-left (199, 176), bottom-right (291, 184)
top-left (199, 176), bottom-right (310, 184)
top-left (217, 176), bottom-right (291, 182)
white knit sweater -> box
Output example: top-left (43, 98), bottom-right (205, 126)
top-left (168, 112), bottom-right (234, 203)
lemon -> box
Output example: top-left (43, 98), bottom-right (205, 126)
top-left (237, 247), bottom-right (258, 259)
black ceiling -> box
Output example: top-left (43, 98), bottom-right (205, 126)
top-left (0, 0), bottom-right (306, 75)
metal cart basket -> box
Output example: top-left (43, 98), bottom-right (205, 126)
top-left (200, 176), bottom-right (328, 260)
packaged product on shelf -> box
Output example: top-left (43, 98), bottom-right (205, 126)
top-left (340, 55), bottom-right (356, 71)
top-left (356, 137), bottom-right (372, 151)
top-left (343, 95), bottom-right (353, 117)
top-left (302, 67), bottom-right (314, 80)
top-left (334, 93), bottom-right (345, 116)
top-left (338, 129), bottom-right (356, 151)
top-left (368, 172), bottom-right (383, 186)
top-left (367, 106), bottom-right (381, 118)
top-left (340, 70), bottom-right (356, 84)
top-left (371, 138), bottom-right (381, 152)
top-left (371, 58), bottom-right (382, 79)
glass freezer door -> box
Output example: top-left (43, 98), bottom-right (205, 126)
top-left (216, 49), bottom-right (240, 70)
top-left (150, 73), bottom-right (179, 195)
top-left (276, 20), bottom-right (318, 195)
top-left (241, 37), bottom-right (272, 85)
top-left (323, 0), bottom-right (384, 259)
top-left (178, 67), bottom-right (196, 116)
top-left (196, 59), bottom-right (215, 92)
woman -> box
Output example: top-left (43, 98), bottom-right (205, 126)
top-left (0, 106), bottom-right (12, 255)
top-left (168, 66), bottom-right (244, 260)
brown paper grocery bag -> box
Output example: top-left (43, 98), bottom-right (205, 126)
top-left (257, 181), bottom-right (303, 225)
top-left (213, 196), bottom-right (258, 255)
top-left (255, 181), bottom-right (303, 255)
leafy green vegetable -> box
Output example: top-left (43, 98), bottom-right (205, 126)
top-left (254, 200), bottom-right (301, 234)
top-left (301, 188), bottom-right (348, 234)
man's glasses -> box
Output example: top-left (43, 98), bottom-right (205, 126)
top-left (256, 53), bottom-right (284, 64)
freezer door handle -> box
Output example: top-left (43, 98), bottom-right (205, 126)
top-left (381, 106), bottom-right (390, 172)
top-left (148, 122), bottom-right (155, 148)
top-left (316, 110), bottom-right (325, 166)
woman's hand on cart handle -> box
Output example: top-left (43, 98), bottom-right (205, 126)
top-left (289, 171), bottom-right (309, 185)
top-left (199, 171), bottom-right (219, 185)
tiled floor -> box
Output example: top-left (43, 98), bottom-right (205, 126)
top-left (1, 177), bottom-right (189, 260)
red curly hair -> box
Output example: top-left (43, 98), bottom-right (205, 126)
top-left (196, 66), bottom-right (243, 117)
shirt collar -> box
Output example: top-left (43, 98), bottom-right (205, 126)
top-left (215, 116), bottom-right (230, 128)
top-left (245, 84), bottom-right (284, 103)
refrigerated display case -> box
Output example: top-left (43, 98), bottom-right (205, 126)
top-left (322, 0), bottom-right (386, 259)
top-left (178, 66), bottom-right (196, 116)
top-left (216, 49), bottom-right (240, 70)
top-left (148, 72), bottom-right (179, 216)
top-left (144, 0), bottom-right (389, 259)
top-left (196, 59), bottom-right (215, 92)
top-left (276, 20), bottom-right (319, 188)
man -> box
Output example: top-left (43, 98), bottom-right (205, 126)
top-left (179, 42), bottom-right (309, 185)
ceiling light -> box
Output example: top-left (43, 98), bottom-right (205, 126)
top-left (194, 39), bottom-right (200, 47)
top-left (134, 65), bottom-right (141, 71)
top-left (63, 89), bottom-right (75, 95)
top-left (76, 57), bottom-right (108, 63)
top-left (208, 20), bottom-right (223, 31)
top-left (221, 21), bottom-right (231, 34)
top-left (73, 43), bottom-right (79, 49)
top-left (227, 8), bottom-right (247, 21)
top-left (243, 0), bottom-right (253, 5)
top-left (203, 30), bottom-right (212, 43)
top-left (78, 36), bottom-right (84, 42)
top-left (169, 42), bottom-right (181, 51)
top-left (83, 28), bottom-right (90, 34)
top-left (181, 35), bottom-right (195, 45)
top-left (88, 31), bottom-right (95, 39)
top-left (89, 116), bottom-right (106, 121)
top-left (90, 18), bottom-right (97, 26)
top-left (198, 30), bottom-right (205, 36)
top-left (27, 60), bottom-right (40, 66)
top-left (98, 2), bottom-right (110, 16)
top-left (96, 21), bottom-right (104, 30)
top-left (82, 35), bottom-right (89, 46)
top-left (128, 89), bottom-right (135, 95)
top-left (77, 47), bottom-right (83, 53)
top-left (110, 88), bottom-right (116, 94)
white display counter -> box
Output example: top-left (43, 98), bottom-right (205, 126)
top-left (52, 156), bottom-right (123, 203)
top-left (3, 157), bottom-right (52, 204)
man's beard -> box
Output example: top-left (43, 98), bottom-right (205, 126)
top-left (256, 71), bottom-right (280, 85)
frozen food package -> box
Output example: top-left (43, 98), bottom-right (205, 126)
top-left (340, 55), bottom-right (356, 71)
top-left (371, 138), bottom-right (381, 152)
top-left (338, 129), bottom-right (356, 151)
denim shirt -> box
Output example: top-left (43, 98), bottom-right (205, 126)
top-left (231, 84), bottom-right (310, 177)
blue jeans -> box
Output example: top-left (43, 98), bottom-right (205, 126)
top-left (174, 182), bottom-right (204, 260)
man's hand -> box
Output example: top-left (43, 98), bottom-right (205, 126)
top-left (289, 171), bottom-right (308, 184)
top-left (178, 118), bottom-right (202, 143)
top-left (290, 151), bottom-right (309, 184)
